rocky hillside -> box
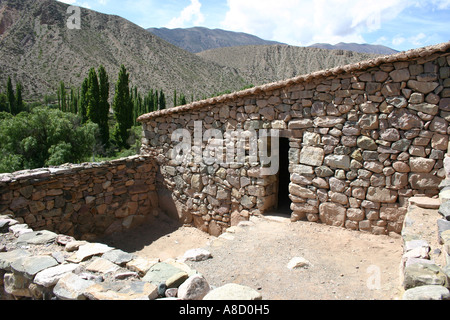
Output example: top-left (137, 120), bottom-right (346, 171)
top-left (309, 42), bottom-right (399, 55)
top-left (0, 0), bottom-right (247, 101)
top-left (147, 27), bottom-right (284, 53)
top-left (197, 45), bottom-right (381, 86)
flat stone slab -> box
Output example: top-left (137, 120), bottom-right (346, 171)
top-left (102, 249), bottom-right (134, 266)
top-left (183, 248), bottom-right (212, 262)
top-left (126, 258), bottom-right (160, 277)
top-left (142, 262), bottom-right (185, 285)
top-left (86, 258), bottom-right (120, 274)
top-left (53, 273), bottom-right (95, 300)
top-left (34, 263), bottom-right (80, 287)
top-left (203, 283), bottom-right (262, 300)
top-left (403, 285), bottom-right (450, 300)
top-left (11, 255), bottom-right (58, 279)
top-left (16, 230), bottom-right (58, 245)
top-left (409, 197), bottom-right (441, 209)
top-left (0, 219), bottom-right (19, 230)
top-left (0, 249), bottom-right (31, 271)
top-left (67, 243), bottom-right (114, 263)
top-left (84, 280), bottom-right (158, 300)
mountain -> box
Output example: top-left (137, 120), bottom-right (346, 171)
top-left (197, 45), bottom-right (381, 86)
top-left (0, 0), bottom-right (248, 102)
top-left (147, 27), bottom-right (285, 53)
top-left (309, 42), bottom-right (399, 55)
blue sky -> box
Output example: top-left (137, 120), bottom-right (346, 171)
top-left (58, 0), bottom-right (450, 51)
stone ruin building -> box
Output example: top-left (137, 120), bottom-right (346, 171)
top-left (137, 42), bottom-right (450, 237)
top-left (1, 41), bottom-right (450, 301)
top-left (0, 42), bottom-right (449, 240)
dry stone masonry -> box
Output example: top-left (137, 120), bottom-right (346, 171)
top-left (399, 155), bottom-right (450, 300)
top-left (0, 214), bottom-right (261, 300)
top-left (138, 42), bottom-right (450, 236)
top-left (0, 156), bottom-right (159, 240)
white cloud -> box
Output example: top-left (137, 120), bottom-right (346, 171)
top-left (220, 0), bottom-right (420, 46)
top-left (393, 32), bottom-right (427, 48)
top-left (165, 0), bottom-right (205, 28)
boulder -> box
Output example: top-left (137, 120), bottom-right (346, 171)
top-left (178, 275), bottom-right (211, 300)
top-left (403, 285), bottom-right (450, 300)
top-left (403, 263), bottom-right (449, 289)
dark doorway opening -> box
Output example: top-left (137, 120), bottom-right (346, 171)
top-left (277, 137), bottom-right (291, 214)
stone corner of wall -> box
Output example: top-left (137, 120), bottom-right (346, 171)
top-left (399, 154), bottom-right (450, 300)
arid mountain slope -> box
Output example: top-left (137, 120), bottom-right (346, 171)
top-left (197, 45), bottom-right (380, 86)
top-left (309, 42), bottom-right (399, 55)
top-left (147, 27), bottom-right (285, 53)
top-left (0, 0), bottom-right (247, 101)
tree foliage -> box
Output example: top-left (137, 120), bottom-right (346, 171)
top-left (0, 108), bottom-right (97, 173)
top-left (112, 65), bottom-right (133, 148)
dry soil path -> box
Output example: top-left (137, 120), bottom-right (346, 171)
top-left (103, 213), bottom-right (404, 300)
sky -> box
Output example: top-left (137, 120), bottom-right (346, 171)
top-left (57, 0), bottom-right (450, 52)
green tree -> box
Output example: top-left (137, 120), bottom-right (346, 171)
top-left (87, 68), bottom-right (100, 124)
top-left (159, 90), bottom-right (166, 110)
top-left (15, 82), bottom-right (24, 113)
top-left (0, 94), bottom-right (8, 113)
top-left (58, 81), bottom-right (67, 112)
top-left (79, 77), bottom-right (89, 123)
top-left (179, 93), bottom-right (187, 106)
top-left (0, 107), bottom-right (97, 173)
top-left (112, 65), bottom-right (133, 148)
top-left (173, 89), bottom-right (177, 108)
top-left (6, 77), bottom-right (15, 115)
top-left (98, 65), bottom-right (110, 146)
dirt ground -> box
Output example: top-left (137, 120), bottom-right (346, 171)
top-left (102, 213), bottom-right (404, 300)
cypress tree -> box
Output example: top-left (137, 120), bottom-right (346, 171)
top-left (86, 68), bottom-right (100, 124)
top-left (173, 89), bottom-right (177, 108)
top-left (159, 90), bottom-right (166, 110)
top-left (59, 82), bottom-right (66, 112)
top-left (154, 90), bottom-right (159, 111)
top-left (79, 78), bottom-right (89, 123)
top-left (179, 93), bottom-right (187, 106)
top-left (15, 82), bottom-right (24, 113)
top-left (112, 65), bottom-right (133, 148)
top-left (98, 65), bottom-right (110, 146)
top-left (6, 77), bottom-right (15, 115)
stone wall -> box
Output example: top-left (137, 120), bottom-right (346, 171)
top-left (398, 154), bottom-right (450, 300)
top-left (0, 155), bottom-right (159, 240)
top-left (138, 42), bottom-right (450, 236)
top-left (0, 215), bottom-right (260, 300)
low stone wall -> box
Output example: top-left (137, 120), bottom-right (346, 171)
top-left (139, 43), bottom-right (450, 236)
top-left (0, 155), bottom-right (159, 240)
top-left (0, 215), bottom-right (261, 300)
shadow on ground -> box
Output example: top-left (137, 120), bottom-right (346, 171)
top-left (97, 213), bottom-right (183, 253)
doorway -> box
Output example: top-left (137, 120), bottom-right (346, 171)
top-left (277, 137), bottom-right (291, 214)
